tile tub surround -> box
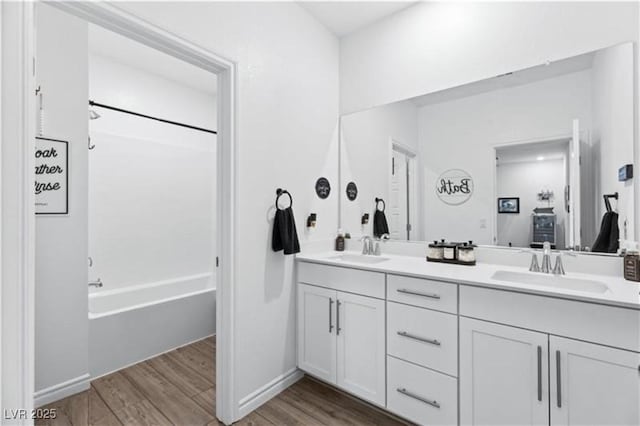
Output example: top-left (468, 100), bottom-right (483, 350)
top-left (296, 251), bottom-right (640, 309)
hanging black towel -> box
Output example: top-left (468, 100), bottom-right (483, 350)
top-left (373, 210), bottom-right (389, 238)
top-left (272, 202), bottom-right (300, 255)
top-left (592, 211), bottom-right (619, 253)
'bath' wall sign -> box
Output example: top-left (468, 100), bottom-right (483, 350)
top-left (35, 137), bottom-right (69, 215)
top-left (436, 169), bottom-right (473, 206)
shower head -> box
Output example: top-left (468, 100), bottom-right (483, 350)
top-left (89, 108), bottom-right (101, 120)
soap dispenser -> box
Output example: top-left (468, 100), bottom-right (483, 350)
top-left (335, 229), bottom-right (345, 252)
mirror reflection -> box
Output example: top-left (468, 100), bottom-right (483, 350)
top-left (340, 42), bottom-right (634, 253)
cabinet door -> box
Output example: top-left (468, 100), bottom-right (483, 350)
top-left (460, 318), bottom-right (549, 426)
top-left (550, 336), bottom-right (640, 426)
top-left (297, 283), bottom-right (336, 383)
top-left (336, 291), bottom-right (386, 406)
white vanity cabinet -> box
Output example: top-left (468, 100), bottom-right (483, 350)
top-left (297, 264), bottom-right (386, 406)
top-left (550, 336), bottom-right (640, 426)
top-left (460, 286), bottom-right (640, 426)
top-left (460, 317), bottom-right (549, 426)
top-left (297, 259), bottom-right (639, 426)
top-left (297, 283), bottom-right (337, 383)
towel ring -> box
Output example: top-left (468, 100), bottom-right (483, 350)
top-left (276, 188), bottom-right (293, 210)
top-left (375, 197), bottom-right (386, 212)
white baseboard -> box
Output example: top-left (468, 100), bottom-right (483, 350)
top-left (237, 368), bottom-right (304, 420)
top-left (34, 374), bottom-right (91, 408)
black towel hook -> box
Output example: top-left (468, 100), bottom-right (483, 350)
top-left (276, 188), bottom-right (293, 210)
top-left (603, 192), bottom-right (619, 213)
top-left (375, 197), bottom-right (386, 212)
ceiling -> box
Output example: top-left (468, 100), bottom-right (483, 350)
top-left (412, 51), bottom-right (595, 107)
top-left (89, 24), bottom-right (217, 95)
top-left (298, 1), bottom-right (418, 37)
top-left (496, 139), bottom-right (570, 165)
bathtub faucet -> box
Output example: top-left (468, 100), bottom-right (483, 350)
top-left (89, 278), bottom-right (103, 288)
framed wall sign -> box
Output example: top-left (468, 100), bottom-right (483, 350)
top-left (498, 197), bottom-right (520, 214)
top-left (346, 181), bottom-right (358, 201)
top-left (35, 137), bottom-right (69, 215)
top-left (435, 169), bottom-right (473, 206)
top-left (315, 177), bottom-right (331, 199)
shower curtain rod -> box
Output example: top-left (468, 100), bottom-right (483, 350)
top-left (88, 100), bottom-right (218, 135)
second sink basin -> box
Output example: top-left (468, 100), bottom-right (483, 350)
top-left (491, 270), bottom-right (609, 294)
top-left (329, 254), bottom-right (390, 264)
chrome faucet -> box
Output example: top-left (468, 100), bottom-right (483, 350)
top-left (552, 250), bottom-right (576, 275)
top-left (373, 233), bottom-right (390, 256)
top-left (360, 236), bottom-right (373, 255)
top-left (89, 278), bottom-right (103, 288)
top-left (541, 242), bottom-right (552, 273)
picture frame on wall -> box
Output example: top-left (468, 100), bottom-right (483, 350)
top-left (35, 137), bottom-right (69, 215)
top-left (497, 197), bottom-right (519, 214)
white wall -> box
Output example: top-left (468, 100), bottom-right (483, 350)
top-left (118, 1), bottom-right (340, 412)
top-left (34, 4), bottom-right (89, 395)
top-left (497, 159), bottom-right (568, 249)
top-left (591, 43), bottom-right (635, 241)
top-left (418, 70), bottom-right (592, 245)
top-left (340, 100), bottom-right (419, 239)
top-left (88, 54), bottom-right (216, 292)
top-left (340, 1), bottom-right (639, 114)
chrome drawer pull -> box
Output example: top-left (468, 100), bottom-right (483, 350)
top-left (397, 288), bottom-right (441, 300)
top-left (397, 331), bottom-right (441, 346)
top-left (397, 387), bottom-right (441, 409)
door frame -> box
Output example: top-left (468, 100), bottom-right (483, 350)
top-left (0, 2), bottom-right (238, 424)
top-left (491, 132), bottom-right (577, 248)
top-left (388, 138), bottom-right (418, 240)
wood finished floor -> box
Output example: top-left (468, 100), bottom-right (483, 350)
top-left (38, 337), bottom-right (408, 426)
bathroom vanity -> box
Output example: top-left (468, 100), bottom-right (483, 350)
top-left (295, 253), bottom-right (640, 426)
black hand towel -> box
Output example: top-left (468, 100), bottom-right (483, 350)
top-left (272, 206), bottom-right (300, 255)
top-left (373, 209), bottom-right (389, 238)
top-left (592, 211), bottom-right (619, 253)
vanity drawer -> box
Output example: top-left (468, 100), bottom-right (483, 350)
top-left (387, 275), bottom-right (457, 313)
top-left (297, 261), bottom-right (385, 299)
top-left (387, 302), bottom-right (458, 376)
top-left (387, 356), bottom-right (458, 426)
top-left (460, 285), bottom-right (640, 352)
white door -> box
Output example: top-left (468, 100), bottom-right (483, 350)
top-left (297, 283), bottom-right (337, 383)
top-left (336, 291), bottom-right (386, 406)
top-left (460, 318), bottom-right (549, 426)
top-left (389, 143), bottom-right (417, 240)
top-left (568, 119), bottom-right (581, 249)
top-left (390, 149), bottom-right (409, 240)
top-left (550, 336), bottom-right (640, 426)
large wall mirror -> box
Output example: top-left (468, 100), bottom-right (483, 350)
top-left (340, 42), bottom-right (635, 254)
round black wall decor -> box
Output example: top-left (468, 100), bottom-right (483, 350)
top-left (315, 177), bottom-right (331, 199)
top-left (346, 182), bottom-right (358, 201)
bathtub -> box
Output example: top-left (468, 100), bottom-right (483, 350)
top-left (89, 273), bottom-right (216, 378)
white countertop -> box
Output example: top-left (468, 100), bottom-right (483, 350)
top-left (296, 251), bottom-right (640, 310)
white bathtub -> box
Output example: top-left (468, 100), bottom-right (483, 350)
top-left (89, 273), bottom-right (216, 378)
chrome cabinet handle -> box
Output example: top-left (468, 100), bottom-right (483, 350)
top-left (397, 288), bottom-right (441, 300)
top-left (336, 300), bottom-right (341, 335)
top-left (537, 345), bottom-right (542, 402)
top-left (397, 331), bottom-right (441, 346)
top-left (329, 298), bottom-right (334, 333)
top-left (556, 350), bottom-right (562, 408)
top-left (397, 387), bottom-right (440, 409)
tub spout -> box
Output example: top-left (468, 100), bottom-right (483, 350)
top-left (89, 278), bottom-right (103, 288)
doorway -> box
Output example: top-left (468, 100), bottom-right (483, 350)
top-left (1, 2), bottom-right (237, 424)
top-left (389, 140), bottom-right (417, 240)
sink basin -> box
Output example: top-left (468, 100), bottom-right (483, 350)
top-left (491, 270), bottom-right (609, 294)
top-left (329, 254), bottom-right (390, 264)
